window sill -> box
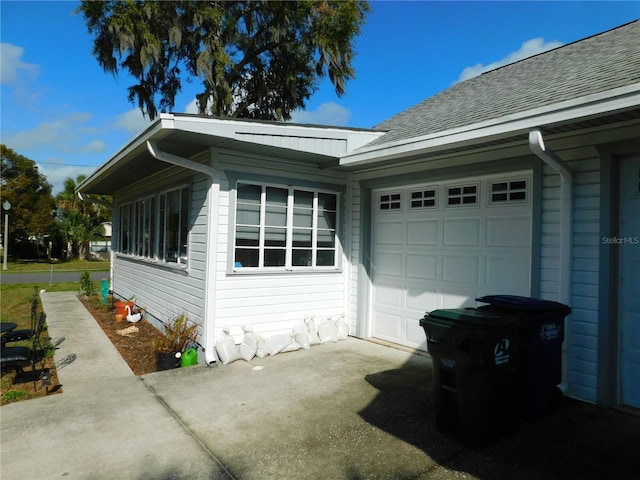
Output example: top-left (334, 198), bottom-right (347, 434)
top-left (116, 254), bottom-right (189, 273)
top-left (229, 267), bottom-right (343, 275)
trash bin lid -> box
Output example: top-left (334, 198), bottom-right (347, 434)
top-left (476, 295), bottom-right (571, 314)
top-left (421, 308), bottom-right (518, 331)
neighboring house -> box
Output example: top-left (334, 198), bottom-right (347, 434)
top-left (78, 21), bottom-right (640, 410)
top-left (90, 222), bottom-right (112, 260)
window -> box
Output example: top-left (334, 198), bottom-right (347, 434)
top-left (490, 179), bottom-right (528, 203)
top-left (447, 184), bottom-right (478, 206)
top-left (379, 192), bottom-right (401, 211)
top-left (410, 187), bottom-right (437, 209)
top-left (117, 186), bottom-right (189, 265)
top-left (234, 182), bottom-right (338, 270)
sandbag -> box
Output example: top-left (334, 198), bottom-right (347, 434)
top-left (256, 335), bottom-right (269, 358)
top-left (318, 318), bottom-right (338, 344)
top-left (239, 325), bottom-right (262, 362)
top-left (266, 333), bottom-right (297, 356)
top-left (215, 327), bottom-right (241, 365)
top-left (293, 322), bottom-right (311, 350)
top-left (305, 315), bottom-right (320, 346)
top-left (336, 315), bottom-right (349, 340)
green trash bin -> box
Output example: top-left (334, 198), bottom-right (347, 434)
top-left (420, 308), bottom-right (521, 446)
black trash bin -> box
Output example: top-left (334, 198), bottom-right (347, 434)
top-left (476, 295), bottom-right (572, 420)
top-left (420, 308), bottom-right (521, 446)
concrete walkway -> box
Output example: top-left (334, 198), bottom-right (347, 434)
top-left (1, 292), bottom-right (231, 479)
top-left (2, 292), bottom-right (640, 479)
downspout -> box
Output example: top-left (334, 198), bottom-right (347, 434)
top-left (147, 140), bottom-right (219, 365)
top-left (528, 128), bottom-right (573, 393)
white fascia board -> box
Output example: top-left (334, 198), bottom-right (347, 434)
top-left (340, 84), bottom-right (640, 167)
top-left (170, 114), bottom-right (383, 152)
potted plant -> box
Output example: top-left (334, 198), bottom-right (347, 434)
top-left (152, 314), bottom-right (199, 371)
top-left (114, 295), bottom-right (136, 317)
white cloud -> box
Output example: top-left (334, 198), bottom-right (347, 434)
top-left (37, 160), bottom-right (98, 195)
top-left (1, 112), bottom-right (104, 154)
top-left (113, 108), bottom-right (152, 135)
top-left (457, 37), bottom-right (564, 82)
top-left (0, 43), bottom-right (39, 85)
top-left (289, 102), bottom-right (351, 126)
top-left (185, 98), bottom-right (200, 114)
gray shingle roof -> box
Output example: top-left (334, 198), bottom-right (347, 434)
top-left (369, 20), bottom-right (640, 147)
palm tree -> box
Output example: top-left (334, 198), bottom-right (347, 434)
top-left (56, 176), bottom-right (111, 260)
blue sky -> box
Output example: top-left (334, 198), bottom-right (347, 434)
top-left (1, 1), bottom-right (638, 194)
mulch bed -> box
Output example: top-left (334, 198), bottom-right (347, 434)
top-left (79, 296), bottom-right (165, 376)
top-left (0, 355), bottom-right (62, 405)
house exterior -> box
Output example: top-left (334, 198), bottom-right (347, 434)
top-left (78, 21), bottom-right (640, 410)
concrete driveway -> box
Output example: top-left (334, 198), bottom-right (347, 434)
top-left (2, 292), bottom-right (640, 479)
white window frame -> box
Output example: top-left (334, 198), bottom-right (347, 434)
top-left (232, 181), bottom-right (341, 272)
top-left (116, 185), bottom-right (190, 267)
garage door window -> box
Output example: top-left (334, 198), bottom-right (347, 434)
top-left (490, 179), bottom-right (528, 203)
top-left (379, 193), bottom-right (402, 211)
top-left (411, 187), bottom-right (438, 209)
top-left (447, 184), bottom-right (478, 206)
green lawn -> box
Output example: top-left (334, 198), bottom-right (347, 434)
top-left (1, 282), bottom-right (85, 325)
top-left (1, 259), bottom-right (109, 274)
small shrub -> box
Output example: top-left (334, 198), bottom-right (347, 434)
top-left (152, 314), bottom-right (199, 353)
top-left (2, 390), bottom-right (30, 403)
top-left (79, 271), bottom-right (94, 297)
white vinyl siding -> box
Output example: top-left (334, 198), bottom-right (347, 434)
top-left (540, 146), bottom-right (601, 404)
top-left (111, 169), bottom-right (210, 333)
top-left (211, 150), bottom-right (349, 339)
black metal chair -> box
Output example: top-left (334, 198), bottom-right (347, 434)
top-left (1, 297), bottom-right (39, 346)
top-left (0, 312), bottom-right (47, 389)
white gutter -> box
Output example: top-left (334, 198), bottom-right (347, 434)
top-left (528, 128), bottom-right (573, 393)
top-left (146, 140), bottom-right (219, 365)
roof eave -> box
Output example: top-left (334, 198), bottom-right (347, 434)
top-left (76, 113), bottom-right (382, 195)
top-left (340, 84), bottom-right (640, 168)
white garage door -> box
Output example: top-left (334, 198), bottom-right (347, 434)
top-left (371, 172), bottom-right (533, 350)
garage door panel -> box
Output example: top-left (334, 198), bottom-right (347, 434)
top-left (486, 256), bottom-right (531, 292)
top-left (373, 281), bottom-right (403, 308)
top-left (406, 311), bottom-right (429, 348)
top-left (406, 253), bottom-right (439, 279)
top-left (375, 220), bottom-right (405, 244)
top-left (487, 216), bottom-right (532, 247)
top-left (441, 290), bottom-right (478, 309)
top-left (444, 218), bottom-right (481, 246)
top-left (443, 255), bottom-right (480, 284)
top-left (407, 285), bottom-right (439, 311)
top-left (407, 219), bottom-right (439, 245)
top-left (373, 310), bottom-right (403, 339)
top-left (374, 251), bottom-right (405, 276)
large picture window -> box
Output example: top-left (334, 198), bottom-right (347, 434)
top-left (118, 186), bottom-right (189, 265)
top-left (234, 182), bottom-right (339, 270)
